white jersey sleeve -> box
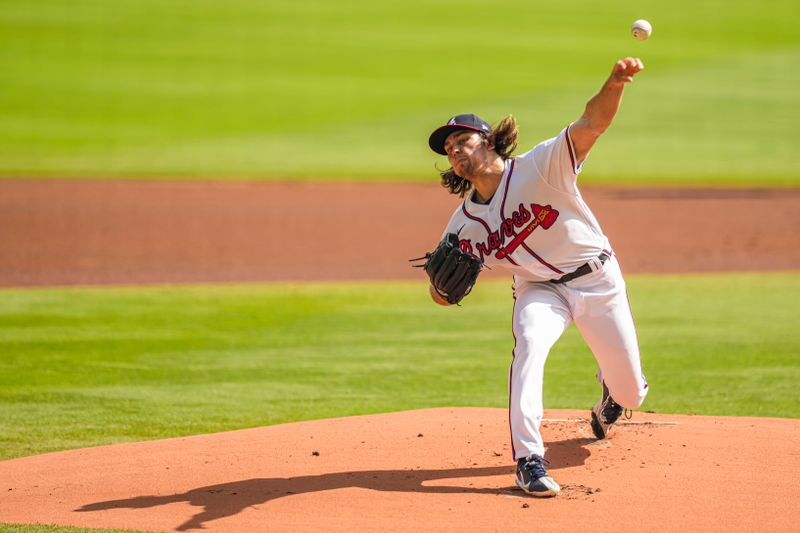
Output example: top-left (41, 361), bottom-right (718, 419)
top-left (520, 125), bottom-right (582, 194)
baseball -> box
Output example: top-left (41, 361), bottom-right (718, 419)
top-left (631, 19), bottom-right (652, 41)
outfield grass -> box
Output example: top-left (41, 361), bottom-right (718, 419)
top-left (0, 273), bottom-right (798, 462)
top-left (0, 525), bottom-right (153, 533)
top-left (0, 0), bottom-right (798, 184)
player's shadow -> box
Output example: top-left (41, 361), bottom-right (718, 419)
top-left (76, 437), bottom-right (591, 531)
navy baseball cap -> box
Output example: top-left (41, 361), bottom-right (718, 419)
top-left (428, 114), bottom-right (491, 155)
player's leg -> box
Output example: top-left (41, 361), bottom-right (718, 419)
top-left (568, 256), bottom-right (648, 435)
top-left (509, 280), bottom-right (572, 458)
top-left (509, 280), bottom-right (571, 496)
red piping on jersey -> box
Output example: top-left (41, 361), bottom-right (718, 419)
top-left (461, 202), bottom-right (492, 234)
top-left (519, 244), bottom-right (563, 274)
top-left (499, 159), bottom-right (516, 218)
top-left (498, 159), bottom-right (564, 274)
top-left (509, 289), bottom-right (518, 460)
top-left (565, 125), bottom-right (578, 175)
top-left (461, 203), bottom-right (519, 266)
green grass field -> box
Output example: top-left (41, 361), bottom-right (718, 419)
top-left (1, 273), bottom-right (798, 462)
top-left (1, 3), bottom-right (798, 531)
top-left (1, 0), bottom-right (798, 184)
top-left (0, 526), bottom-right (150, 533)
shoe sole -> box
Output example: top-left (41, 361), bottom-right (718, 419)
top-left (590, 409), bottom-right (608, 440)
top-left (515, 476), bottom-right (560, 498)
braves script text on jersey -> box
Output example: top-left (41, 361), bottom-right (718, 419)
top-left (441, 126), bottom-right (649, 460)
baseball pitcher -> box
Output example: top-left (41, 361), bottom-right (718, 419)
top-left (417, 58), bottom-right (649, 497)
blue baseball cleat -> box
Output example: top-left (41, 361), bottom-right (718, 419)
top-left (515, 454), bottom-right (560, 497)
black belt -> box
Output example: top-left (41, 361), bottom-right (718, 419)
top-left (551, 252), bottom-right (610, 284)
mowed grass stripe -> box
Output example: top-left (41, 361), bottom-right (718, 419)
top-left (0, 525), bottom-right (152, 533)
top-left (1, 273), bottom-right (798, 461)
top-left (0, 0), bottom-right (798, 183)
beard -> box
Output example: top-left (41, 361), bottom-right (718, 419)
top-left (453, 157), bottom-right (475, 178)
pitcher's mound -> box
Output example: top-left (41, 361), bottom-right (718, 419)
top-left (1, 408), bottom-right (798, 532)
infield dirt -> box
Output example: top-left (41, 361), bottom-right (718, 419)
top-left (1, 408), bottom-right (798, 532)
top-left (1, 180), bottom-right (798, 287)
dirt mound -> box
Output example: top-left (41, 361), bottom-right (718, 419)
top-left (1, 408), bottom-right (797, 532)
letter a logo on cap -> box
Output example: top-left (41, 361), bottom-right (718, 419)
top-left (428, 113), bottom-right (491, 156)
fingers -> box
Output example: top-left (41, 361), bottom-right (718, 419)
top-left (612, 57), bottom-right (645, 84)
top-left (618, 57), bottom-right (644, 73)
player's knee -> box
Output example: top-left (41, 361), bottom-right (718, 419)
top-left (612, 381), bottom-right (648, 410)
top-left (619, 392), bottom-right (645, 410)
top-left (515, 334), bottom-right (552, 360)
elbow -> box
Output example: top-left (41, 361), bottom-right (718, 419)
top-left (592, 121), bottom-right (611, 135)
top-left (580, 113), bottom-right (610, 137)
top-left (572, 112), bottom-right (611, 143)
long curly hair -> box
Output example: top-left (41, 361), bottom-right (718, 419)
top-left (439, 115), bottom-right (519, 197)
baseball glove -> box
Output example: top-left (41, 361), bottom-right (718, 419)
top-left (411, 233), bottom-right (484, 305)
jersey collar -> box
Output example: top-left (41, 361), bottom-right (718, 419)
top-left (465, 159), bottom-right (512, 209)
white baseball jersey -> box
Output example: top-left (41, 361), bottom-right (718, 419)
top-left (441, 125), bottom-right (612, 281)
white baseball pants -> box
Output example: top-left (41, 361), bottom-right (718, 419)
top-left (508, 254), bottom-right (648, 460)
